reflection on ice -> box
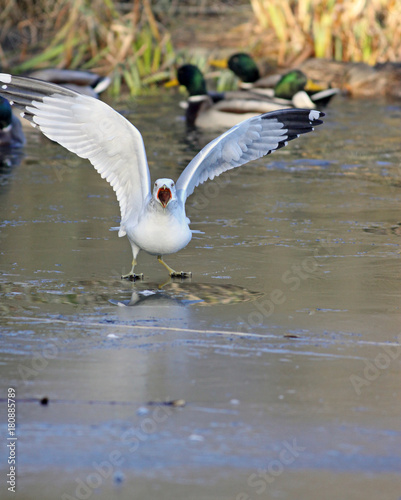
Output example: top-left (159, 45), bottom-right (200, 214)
top-left (111, 281), bottom-right (264, 307)
top-left (0, 279), bottom-right (264, 315)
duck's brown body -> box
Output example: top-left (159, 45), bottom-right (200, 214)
top-left (299, 58), bottom-right (401, 99)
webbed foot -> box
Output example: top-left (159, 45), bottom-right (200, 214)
top-left (170, 271), bottom-right (192, 279)
top-left (121, 272), bottom-right (144, 281)
top-left (157, 255), bottom-right (192, 278)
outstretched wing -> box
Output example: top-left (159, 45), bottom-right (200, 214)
top-left (0, 73), bottom-right (150, 235)
top-left (176, 109), bottom-right (324, 201)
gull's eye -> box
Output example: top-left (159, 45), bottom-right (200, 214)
top-left (154, 182), bottom-right (157, 186)
top-left (171, 182), bottom-right (174, 187)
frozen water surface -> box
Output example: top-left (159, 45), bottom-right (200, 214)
top-left (0, 94), bottom-right (400, 499)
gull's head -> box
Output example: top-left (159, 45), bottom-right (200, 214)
top-left (153, 178), bottom-right (176, 208)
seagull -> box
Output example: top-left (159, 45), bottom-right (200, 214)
top-left (0, 73), bottom-right (324, 279)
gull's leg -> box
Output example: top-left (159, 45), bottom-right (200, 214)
top-left (121, 258), bottom-right (143, 281)
top-left (121, 242), bottom-right (143, 281)
top-left (157, 255), bottom-right (192, 278)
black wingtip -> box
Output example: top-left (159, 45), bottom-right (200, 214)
top-left (261, 108), bottom-right (325, 124)
top-left (312, 119), bottom-right (324, 126)
top-left (261, 109), bottom-right (325, 138)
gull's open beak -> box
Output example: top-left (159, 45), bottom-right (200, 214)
top-left (157, 186), bottom-right (172, 208)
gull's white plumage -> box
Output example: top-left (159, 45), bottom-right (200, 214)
top-left (0, 73), bottom-right (324, 278)
top-left (176, 116), bottom-right (297, 200)
top-left (26, 93), bottom-right (150, 236)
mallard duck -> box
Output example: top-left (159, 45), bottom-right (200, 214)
top-left (0, 96), bottom-right (25, 148)
top-left (0, 72), bottom-right (324, 278)
top-left (172, 64), bottom-right (294, 130)
top-left (270, 69), bottom-right (340, 108)
top-left (27, 69), bottom-right (111, 98)
top-left (212, 53), bottom-right (339, 108)
top-left (218, 52), bottom-right (276, 89)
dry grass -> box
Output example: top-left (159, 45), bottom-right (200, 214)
top-left (249, 0), bottom-right (401, 66)
top-left (0, 0), bottom-right (400, 96)
top-left (0, 0), bottom-right (175, 95)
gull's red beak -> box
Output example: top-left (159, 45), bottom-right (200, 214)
top-left (157, 186), bottom-right (172, 208)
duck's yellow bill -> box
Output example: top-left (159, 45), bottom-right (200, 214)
top-left (209, 58), bottom-right (228, 69)
top-left (164, 77), bottom-right (179, 88)
top-left (305, 78), bottom-right (327, 92)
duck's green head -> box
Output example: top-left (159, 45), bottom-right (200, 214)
top-left (177, 65), bottom-right (208, 97)
top-left (228, 53), bottom-right (260, 83)
top-left (274, 70), bottom-right (308, 99)
top-left (0, 96), bottom-right (13, 131)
